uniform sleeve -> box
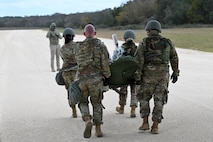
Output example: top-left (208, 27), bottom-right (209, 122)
top-left (121, 43), bottom-right (126, 50)
top-left (134, 41), bottom-right (145, 81)
top-left (59, 46), bottom-right (65, 60)
top-left (58, 32), bottom-right (62, 39)
top-left (121, 43), bottom-right (128, 55)
top-left (46, 31), bottom-right (51, 38)
top-left (168, 39), bottom-right (180, 75)
top-left (101, 43), bottom-right (111, 78)
top-left (74, 42), bottom-right (81, 66)
top-left (55, 31), bottom-right (62, 39)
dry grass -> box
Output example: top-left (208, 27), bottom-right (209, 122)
top-left (160, 28), bottom-right (213, 52)
top-left (74, 28), bottom-right (213, 52)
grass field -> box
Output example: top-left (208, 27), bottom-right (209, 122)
top-left (74, 28), bottom-right (213, 52)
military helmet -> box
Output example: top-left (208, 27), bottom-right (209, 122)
top-left (63, 27), bottom-right (75, 37)
top-left (123, 30), bottom-right (136, 40)
top-left (50, 22), bottom-right (56, 28)
top-left (145, 20), bottom-right (161, 33)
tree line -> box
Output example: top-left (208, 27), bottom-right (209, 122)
top-left (0, 0), bottom-right (212, 29)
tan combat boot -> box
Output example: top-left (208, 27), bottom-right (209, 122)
top-left (151, 121), bottom-right (159, 134)
top-left (95, 125), bottom-right (103, 137)
top-left (139, 116), bottom-right (150, 130)
top-left (71, 105), bottom-right (77, 118)
top-left (130, 106), bottom-right (136, 117)
top-left (116, 105), bottom-right (124, 114)
top-left (83, 116), bottom-right (93, 138)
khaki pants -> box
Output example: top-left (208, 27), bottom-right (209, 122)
top-left (49, 44), bottom-right (60, 70)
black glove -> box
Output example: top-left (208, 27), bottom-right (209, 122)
top-left (123, 51), bottom-right (128, 56)
top-left (135, 80), bottom-right (141, 85)
top-left (103, 77), bottom-right (110, 86)
top-left (171, 72), bottom-right (178, 83)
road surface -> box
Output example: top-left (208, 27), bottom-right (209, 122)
top-left (0, 30), bottom-right (213, 142)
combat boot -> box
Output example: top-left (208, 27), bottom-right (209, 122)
top-left (71, 105), bottom-right (77, 118)
top-left (151, 121), bottom-right (159, 134)
top-left (83, 116), bottom-right (93, 138)
top-left (95, 125), bottom-right (103, 137)
top-left (51, 68), bottom-right (55, 72)
top-left (139, 116), bottom-right (150, 130)
top-left (116, 105), bottom-right (124, 114)
top-left (130, 106), bottom-right (136, 117)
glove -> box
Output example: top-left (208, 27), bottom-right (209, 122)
top-left (123, 51), bottom-right (128, 56)
top-left (171, 72), bottom-right (178, 83)
top-left (103, 77), bottom-right (110, 92)
top-left (103, 77), bottom-right (110, 86)
top-left (135, 80), bottom-right (141, 85)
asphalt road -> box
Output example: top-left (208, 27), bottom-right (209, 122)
top-left (0, 30), bottom-right (212, 142)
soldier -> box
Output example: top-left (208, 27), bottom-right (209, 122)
top-left (115, 30), bottom-right (138, 117)
top-left (59, 28), bottom-right (78, 118)
top-left (46, 22), bottom-right (62, 72)
top-left (74, 24), bottom-right (111, 138)
top-left (135, 20), bottom-right (180, 134)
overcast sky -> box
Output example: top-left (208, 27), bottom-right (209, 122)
top-left (0, 0), bottom-right (129, 17)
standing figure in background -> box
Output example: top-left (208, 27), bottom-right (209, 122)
top-left (46, 22), bottom-right (62, 72)
top-left (75, 24), bottom-right (111, 138)
top-left (135, 20), bottom-right (180, 134)
top-left (60, 27), bottom-right (78, 118)
top-left (115, 30), bottom-right (138, 117)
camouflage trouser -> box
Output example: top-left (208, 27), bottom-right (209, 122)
top-left (119, 84), bottom-right (138, 107)
top-left (137, 68), bottom-right (169, 123)
top-left (78, 76), bottom-right (103, 125)
top-left (50, 44), bottom-right (60, 70)
top-left (62, 70), bottom-right (76, 107)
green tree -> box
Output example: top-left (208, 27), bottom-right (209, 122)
top-left (187, 0), bottom-right (204, 23)
top-left (186, 0), bottom-right (213, 24)
top-left (116, 0), bottom-right (155, 26)
top-left (164, 0), bottom-right (189, 25)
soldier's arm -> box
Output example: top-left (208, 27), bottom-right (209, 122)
top-left (101, 43), bottom-right (111, 78)
top-left (168, 39), bottom-right (180, 76)
top-left (54, 31), bottom-right (62, 39)
top-left (46, 31), bottom-right (51, 38)
top-left (134, 42), bottom-right (145, 81)
top-left (58, 31), bottom-right (63, 39)
top-left (59, 46), bottom-right (66, 62)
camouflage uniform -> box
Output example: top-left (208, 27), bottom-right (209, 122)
top-left (46, 23), bottom-right (62, 71)
top-left (135, 34), bottom-right (179, 123)
top-left (118, 41), bottom-right (138, 108)
top-left (75, 37), bottom-right (111, 125)
top-left (60, 41), bottom-right (78, 107)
